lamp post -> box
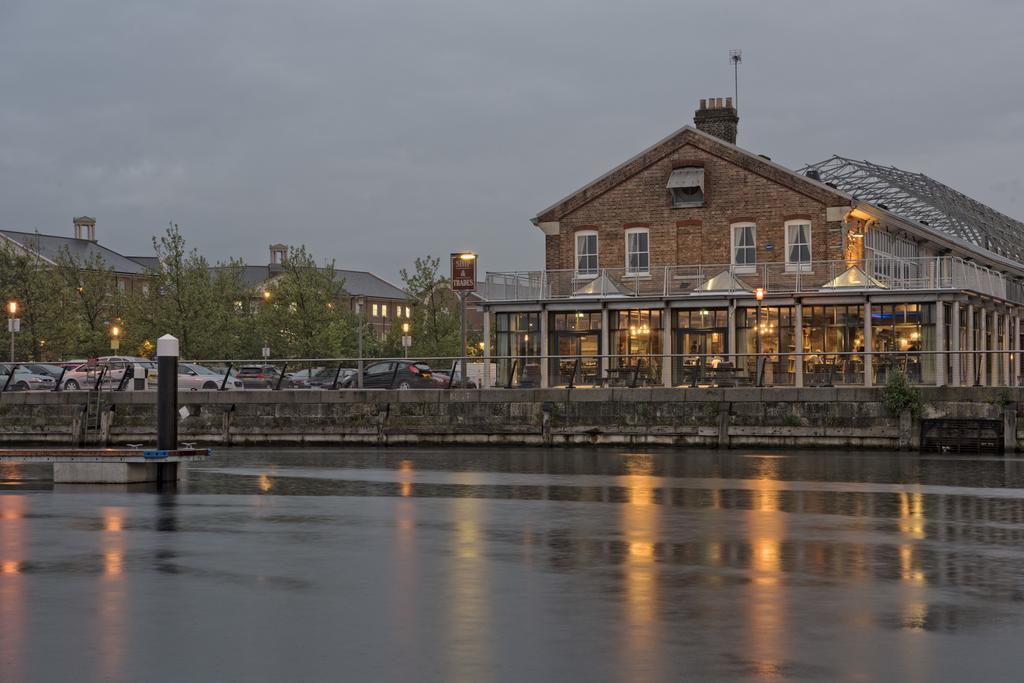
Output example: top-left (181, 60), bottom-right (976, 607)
top-left (454, 252), bottom-right (477, 388)
top-left (110, 324), bottom-right (121, 352)
top-left (7, 301), bottom-right (20, 363)
top-left (754, 288), bottom-right (764, 383)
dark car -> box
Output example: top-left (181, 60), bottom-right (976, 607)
top-left (301, 366), bottom-right (356, 389)
top-left (236, 364), bottom-right (283, 389)
top-left (430, 369), bottom-right (478, 389)
top-left (340, 361), bottom-right (434, 390)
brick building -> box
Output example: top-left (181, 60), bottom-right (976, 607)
top-left (480, 97), bottom-right (1024, 389)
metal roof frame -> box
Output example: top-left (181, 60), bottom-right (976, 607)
top-left (800, 156), bottom-right (1024, 263)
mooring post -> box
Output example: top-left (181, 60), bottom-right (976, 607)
top-left (157, 334), bottom-right (179, 451)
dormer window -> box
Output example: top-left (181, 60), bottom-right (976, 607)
top-left (667, 167), bottom-right (704, 207)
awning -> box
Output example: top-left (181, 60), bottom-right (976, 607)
top-left (820, 265), bottom-right (888, 290)
top-left (666, 167), bottom-right (705, 190)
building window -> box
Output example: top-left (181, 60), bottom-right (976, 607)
top-left (667, 167), bottom-right (704, 207)
top-left (382, 304), bottom-right (388, 318)
top-left (625, 228), bottom-right (650, 276)
top-left (785, 220), bottom-right (812, 271)
top-left (372, 303), bottom-right (379, 317)
top-left (405, 306), bottom-right (411, 318)
top-left (731, 223), bottom-right (756, 273)
top-left (575, 231), bottom-right (598, 277)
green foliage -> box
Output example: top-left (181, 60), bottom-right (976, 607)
top-left (400, 255), bottom-right (461, 358)
top-left (881, 370), bottom-right (923, 418)
top-left (783, 412), bottom-right (802, 427)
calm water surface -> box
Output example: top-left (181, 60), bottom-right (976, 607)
top-left (3, 448), bottom-right (1024, 681)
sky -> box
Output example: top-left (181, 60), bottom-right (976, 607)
top-left (1, 0), bottom-right (1022, 285)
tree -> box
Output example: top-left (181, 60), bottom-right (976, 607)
top-left (399, 255), bottom-right (461, 358)
top-left (124, 223), bottom-right (248, 359)
top-left (53, 247), bottom-right (124, 358)
top-left (0, 236), bottom-right (67, 361)
top-left (256, 245), bottom-right (351, 359)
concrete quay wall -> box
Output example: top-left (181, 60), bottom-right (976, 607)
top-left (0, 387), bottom-right (1018, 450)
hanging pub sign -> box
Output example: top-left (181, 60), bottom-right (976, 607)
top-left (450, 252), bottom-right (477, 291)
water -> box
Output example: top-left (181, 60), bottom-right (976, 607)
top-left (3, 448), bottom-right (1024, 681)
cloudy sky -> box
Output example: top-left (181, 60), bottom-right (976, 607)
top-left (1, 0), bottom-right (1022, 283)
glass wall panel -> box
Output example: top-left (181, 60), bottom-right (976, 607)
top-left (673, 309), bottom-right (728, 386)
top-left (803, 305), bottom-right (864, 385)
top-left (871, 303), bottom-right (935, 385)
top-left (736, 306), bottom-right (796, 386)
top-left (549, 312), bottom-right (602, 386)
top-left (609, 309), bottom-right (663, 386)
top-left (495, 312), bottom-right (540, 387)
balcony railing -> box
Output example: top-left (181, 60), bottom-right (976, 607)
top-left (484, 256), bottom-right (1024, 304)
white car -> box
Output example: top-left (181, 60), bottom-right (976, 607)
top-left (178, 363), bottom-right (244, 390)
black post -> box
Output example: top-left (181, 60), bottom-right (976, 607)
top-left (567, 358), bottom-right (580, 389)
top-left (630, 358), bottom-right (643, 388)
top-left (275, 363), bottom-right (288, 390)
top-left (330, 365), bottom-right (343, 390)
top-left (446, 361), bottom-right (457, 390)
top-left (157, 335), bottom-right (179, 451)
top-left (53, 367), bottom-right (66, 391)
top-left (116, 364), bottom-right (132, 392)
top-left (1, 365), bottom-right (14, 392)
top-left (219, 362), bottom-right (233, 391)
top-left (93, 366), bottom-right (107, 392)
top-left (506, 359), bottom-right (518, 389)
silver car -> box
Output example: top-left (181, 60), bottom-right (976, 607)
top-left (179, 363), bottom-right (244, 390)
top-left (0, 364), bottom-right (56, 391)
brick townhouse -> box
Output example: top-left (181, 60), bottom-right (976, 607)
top-left (480, 97), bottom-right (1024, 389)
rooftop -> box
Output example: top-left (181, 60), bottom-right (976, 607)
top-left (800, 156), bottom-right (1024, 264)
top-left (0, 229), bottom-right (146, 275)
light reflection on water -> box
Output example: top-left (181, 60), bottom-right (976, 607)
top-left (2, 448), bottom-right (1024, 681)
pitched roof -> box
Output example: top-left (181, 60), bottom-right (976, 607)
top-left (207, 264), bottom-right (407, 300)
top-left (532, 125), bottom-right (851, 224)
top-left (0, 229), bottom-right (146, 274)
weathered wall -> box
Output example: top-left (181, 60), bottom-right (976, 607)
top-left (0, 387), bottom-right (1017, 450)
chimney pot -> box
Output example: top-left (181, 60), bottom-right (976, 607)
top-left (725, 96), bottom-right (733, 108)
top-left (699, 98), bottom-right (706, 109)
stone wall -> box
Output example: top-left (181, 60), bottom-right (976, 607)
top-left (0, 387), bottom-right (1017, 450)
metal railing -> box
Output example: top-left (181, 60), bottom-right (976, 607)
top-left (484, 256), bottom-right (1024, 304)
top-left (24, 350), bottom-right (1022, 392)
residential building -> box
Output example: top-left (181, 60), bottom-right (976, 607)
top-left (0, 217), bottom-right (149, 293)
top-left (480, 97), bottom-right (1024, 389)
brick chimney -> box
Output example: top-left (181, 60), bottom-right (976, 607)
top-left (73, 216), bottom-right (96, 241)
top-left (693, 97), bottom-right (739, 144)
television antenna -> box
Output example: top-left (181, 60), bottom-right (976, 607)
top-left (729, 49), bottom-right (742, 111)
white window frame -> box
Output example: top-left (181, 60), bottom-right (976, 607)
top-left (785, 220), bottom-right (813, 272)
top-left (575, 230), bottom-right (599, 278)
top-left (730, 222), bottom-right (757, 274)
top-left (624, 227), bottom-right (650, 277)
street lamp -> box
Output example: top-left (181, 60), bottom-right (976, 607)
top-left (401, 322), bottom-right (412, 359)
top-left (6, 301), bottom-right (20, 363)
top-left (110, 324), bottom-right (121, 351)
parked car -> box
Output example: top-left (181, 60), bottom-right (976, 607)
top-left (339, 361), bottom-right (435, 389)
top-left (0, 364), bottom-right (57, 391)
top-left (60, 357), bottom-right (156, 390)
top-left (288, 366), bottom-right (356, 389)
top-left (179, 363), bottom-right (244, 390)
top-left (283, 367), bottom-right (325, 389)
top-left (21, 363), bottom-right (66, 381)
top-left (236, 364), bottom-right (283, 389)
top-left (431, 369), bottom-right (478, 389)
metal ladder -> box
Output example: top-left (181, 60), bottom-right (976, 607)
top-left (83, 389), bottom-right (104, 445)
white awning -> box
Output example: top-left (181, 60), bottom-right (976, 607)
top-left (667, 167), bottom-right (705, 190)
